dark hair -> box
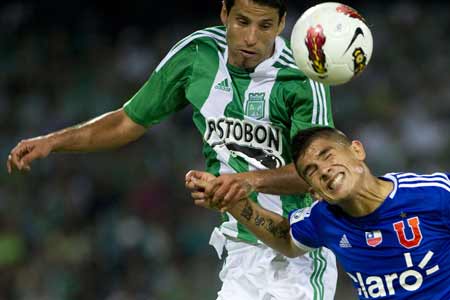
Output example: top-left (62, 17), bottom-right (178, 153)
top-left (223, 0), bottom-right (287, 21)
top-left (291, 127), bottom-right (351, 165)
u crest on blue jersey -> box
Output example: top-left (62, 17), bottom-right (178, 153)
top-left (393, 216), bottom-right (423, 249)
top-left (245, 92), bottom-right (265, 120)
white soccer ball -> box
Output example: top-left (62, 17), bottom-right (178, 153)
top-left (291, 2), bottom-right (373, 85)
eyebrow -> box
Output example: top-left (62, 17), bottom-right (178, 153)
top-left (301, 146), bottom-right (333, 177)
top-left (317, 147), bottom-right (332, 159)
top-left (235, 12), bottom-right (276, 23)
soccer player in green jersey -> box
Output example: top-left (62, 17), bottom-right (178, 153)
top-left (7, 0), bottom-right (337, 299)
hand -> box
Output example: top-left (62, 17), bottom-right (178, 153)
top-left (185, 170), bottom-right (219, 210)
top-left (6, 136), bottom-right (53, 174)
top-left (206, 173), bottom-right (254, 212)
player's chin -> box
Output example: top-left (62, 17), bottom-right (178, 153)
top-left (323, 190), bottom-right (347, 204)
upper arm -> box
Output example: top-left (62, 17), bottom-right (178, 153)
top-left (288, 204), bottom-right (324, 252)
top-left (288, 79), bottom-right (334, 139)
top-left (117, 108), bottom-right (147, 140)
top-left (123, 44), bottom-right (195, 127)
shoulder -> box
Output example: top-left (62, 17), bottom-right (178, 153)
top-left (289, 200), bottom-right (327, 225)
top-left (175, 26), bottom-right (227, 53)
top-left (272, 36), bottom-right (307, 78)
top-left (155, 26), bottom-right (226, 72)
top-left (382, 172), bottom-right (450, 197)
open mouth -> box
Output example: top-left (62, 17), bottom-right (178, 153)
top-left (328, 172), bottom-right (345, 190)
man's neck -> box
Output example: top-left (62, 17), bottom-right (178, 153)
top-left (339, 176), bottom-right (394, 218)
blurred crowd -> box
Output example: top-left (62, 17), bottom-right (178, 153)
top-left (0, 1), bottom-right (449, 299)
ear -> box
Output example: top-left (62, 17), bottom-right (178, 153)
top-left (220, 1), bottom-right (228, 26)
top-left (350, 140), bottom-right (366, 161)
top-left (277, 13), bottom-right (286, 35)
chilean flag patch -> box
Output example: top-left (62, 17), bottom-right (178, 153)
top-left (366, 230), bottom-right (383, 247)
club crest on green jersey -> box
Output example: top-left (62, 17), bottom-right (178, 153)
top-left (245, 92), bottom-right (266, 120)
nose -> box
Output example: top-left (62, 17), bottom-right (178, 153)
top-left (244, 26), bottom-right (258, 46)
top-left (319, 166), bottom-right (332, 182)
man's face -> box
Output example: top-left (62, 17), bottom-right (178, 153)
top-left (221, 0), bottom-right (285, 70)
top-left (296, 137), bottom-right (366, 204)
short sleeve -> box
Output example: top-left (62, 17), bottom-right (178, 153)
top-left (123, 43), bottom-right (195, 127)
top-left (288, 203), bottom-right (324, 251)
top-left (440, 173), bottom-right (450, 229)
top-left (289, 79), bottom-right (334, 140)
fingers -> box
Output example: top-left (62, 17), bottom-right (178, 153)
top-left (185, 178), bottom-right (199, 191)
top-left (6, 154), bottom-right (12, 174)
top-left (185, 170), bottom-right (216, 182)
top-left (191, 191), bottom-right (206, 200)
top-left (186, 172), bottom-right (252, 213)
top-left (7, 144), bottom-right (27, 173)
top-left (185, 170), bottom-right (199, 181)
top-left (7, 142), bottom-right (37, 173)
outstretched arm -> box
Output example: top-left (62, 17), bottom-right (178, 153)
top-left (218, 163), bottom-right (309, 195)
top-left (7, 108), bottom-right (146, 173)
top-left (185, 165), bottom-right (310, 212)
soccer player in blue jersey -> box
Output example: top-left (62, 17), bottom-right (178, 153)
top-left (188, 126), bottom-right (450, 299)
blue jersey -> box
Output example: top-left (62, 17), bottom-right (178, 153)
top-left (289, 172), bottom-right (450, 300)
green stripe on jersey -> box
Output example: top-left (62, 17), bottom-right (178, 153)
top-left (309, 249), bottom-right (327, 300)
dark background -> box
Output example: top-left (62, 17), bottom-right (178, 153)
top-left (1, 1), bottom-right (449, 299)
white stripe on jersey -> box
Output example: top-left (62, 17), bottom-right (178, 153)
top-left (309, 80), bottom-right (319, 125)
top-left (398, 182), bottom-right (450, 193)
top-left (219, 162), bottom-right (240, 238)
top-left (280, 51), bottom-right (296, 64)
top-left (390, 172), bottom-right (450, 192)
top-left (156, 31), bottom-right (226, 72)
top-left (204, 27), bottom-right (227, 38)
top-left (290, 229), bottom-right (316, 252)
top-left (382, 173), bottom-right (399, 199)
top-left (315, 81), bottom-right (324, 125)
top-left (399, 176), bottom-right (450, 185)
top-left (276, 58), bottom-right (299, 69)
top-left (318, 83), bottom-right (329, 126)
top-left (396, 172), bottom-right (448, 179)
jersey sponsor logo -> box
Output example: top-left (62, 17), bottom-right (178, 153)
top-left (393, 217), bottom-right (423, 249)
top-left (204, 117), bottom-right (285, 168)
top-left (347, 251), bottom-right (439, 299)
top-left (365, 230), bottom-right (382, 247)
top-left (245, 92), bottom-right (265, 120)
top-left (215, 78), bottom-right (231, 92)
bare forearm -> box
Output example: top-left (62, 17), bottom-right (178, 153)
top-left (229, 199), bottom-right (303, 257)
top-left (48, 109), bottom-right (146, 153)
top-left (240, 163), bottom-right (309, 195)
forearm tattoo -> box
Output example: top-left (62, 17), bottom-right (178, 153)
top-left (240, 201), bottom-right (289, 240)
top-left (265, 219), bottom-right (290, 240)
top-left (240, 201), bottom-right (254, 221)
top-left (255, 214), bottom-right (266, 226)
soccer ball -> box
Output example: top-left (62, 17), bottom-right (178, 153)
top-left (291, 2), bottom-right (373, 85)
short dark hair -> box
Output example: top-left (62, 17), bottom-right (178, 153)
top-left (223, 0), bottom-right (287, 21)
top-left (291, 127), bottom-right (351, 165)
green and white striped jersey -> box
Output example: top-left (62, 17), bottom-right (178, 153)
top-left (123, 26), bottom-right (334, 243)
